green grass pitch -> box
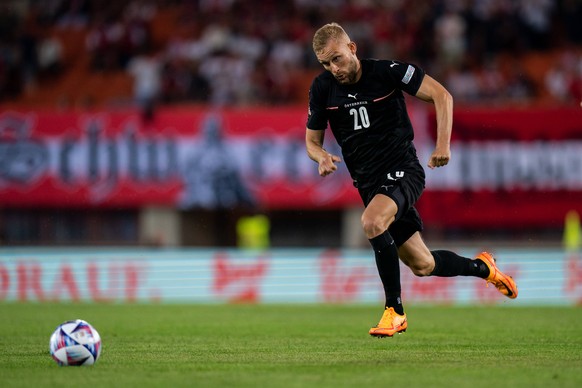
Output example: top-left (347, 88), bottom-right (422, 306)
top-left (1, 303), bottom-right (581, 387)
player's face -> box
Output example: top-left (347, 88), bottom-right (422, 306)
top-left (316, 40), bottom-right (361, 84)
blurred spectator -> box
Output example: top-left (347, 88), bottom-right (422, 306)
top-left (85, 14), bottom-right (124, 71)
top-left (445, 62), bottom-right (481, 102)
top-left (122, 0), bottom-right (156, 65)
top-left (55, 0), bottom-right (90, 29)
top-left (434, 7), bottom-right (466, 67)
top-left (562, 0), bottom-right (582, 45)
top-left (37, 31), bottom-right (64, 79)
top-left (198, 49), bottom-right (253, 105)
top-left (161, 57), bottom-right (210, 103)
top-left (504, 62), bottom-right (536, 101)
top-left (476, 58), bottom-right (505, 101)
top-left (572, 53), bottom-right (582, 101)
top-left (516, 0), bottom-right (554, 50)
top-left (127, 48), bottom-right (162, 118)
top-left (545, 51), bottom-right (579, 102)
top-left (0, 4), bottom-right (22, 101)
top-left (19, 6), bottom-right (41, 91)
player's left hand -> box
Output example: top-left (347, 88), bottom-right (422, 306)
top-left (427, 148), bottom-right (450, 169)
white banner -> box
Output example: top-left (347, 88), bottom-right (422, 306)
top-left (1, 248), bottom-right (579, 305)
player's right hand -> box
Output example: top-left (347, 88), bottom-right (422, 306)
top-left (318, 153), bottom-right (341, 176)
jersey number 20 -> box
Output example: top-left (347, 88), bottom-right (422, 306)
top-left (350, 107), bottom-right (370, 130)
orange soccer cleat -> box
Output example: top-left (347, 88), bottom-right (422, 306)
top-left (369, 307), bottom-right (407, 338)
top-left (477, 252), bottom-right (518, 299)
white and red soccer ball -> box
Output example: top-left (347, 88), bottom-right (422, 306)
top-left (49, 319), bottom-right (102, 366)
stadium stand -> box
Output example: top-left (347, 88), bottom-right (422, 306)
top-left (1, 0), bottom-right (581, 247)
top-left (0, 0), bottom-right (581, 109)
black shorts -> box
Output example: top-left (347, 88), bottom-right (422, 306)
top-left (357, 165), bottom-right (425, 247)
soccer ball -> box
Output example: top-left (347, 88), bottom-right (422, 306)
top-left (49, 319), bottom-right (102, 366)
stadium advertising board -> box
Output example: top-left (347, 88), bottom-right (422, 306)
top-left (0, 248), bottom-right (579, 305)
top-left (419, 107), bottom-right (582, 228)
top-left (0, 106), bottom-right (581, 227)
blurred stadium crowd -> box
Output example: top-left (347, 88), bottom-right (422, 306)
top-left (1, 0), bottom-right (582, 108)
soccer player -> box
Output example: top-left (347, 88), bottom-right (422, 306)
top-left (305, 23), bottom-right (518, 338)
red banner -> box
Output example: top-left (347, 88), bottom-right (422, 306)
top-left (0, 107), bottom-right (360, 208)
top-left (1, 105), bottom-right (581, 228)
top-left (417, 106), bottom-right (582, 227)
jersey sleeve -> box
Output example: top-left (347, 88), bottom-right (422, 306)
top-left (384, 60), bottom-right (425, 96)
top-left (306, 76), bottom-right (329, 130)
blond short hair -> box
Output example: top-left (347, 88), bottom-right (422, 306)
top-left (312, 22), bottom-right (350, 54)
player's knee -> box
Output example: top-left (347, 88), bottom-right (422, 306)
top-left (360, 214), bottom-right (386, 238)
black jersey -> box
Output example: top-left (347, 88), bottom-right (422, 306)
top-left (307, 59), bottom-right (425, 189)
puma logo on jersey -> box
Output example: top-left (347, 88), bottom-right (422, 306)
top-left (348, 93), bottom-right (358, 100)
top-left (390, 61), bottom-right (398, 68)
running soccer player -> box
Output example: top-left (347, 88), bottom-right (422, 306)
top-left (305, 23), bottom-right (518, 337)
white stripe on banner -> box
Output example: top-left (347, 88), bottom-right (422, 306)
top-left (424, 141), bottom-right (582, 190)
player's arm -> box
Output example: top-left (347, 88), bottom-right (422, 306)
top-left (305, 128), bottom-right (341, 177)
top-left (414, 74), bottom-right (453, 169)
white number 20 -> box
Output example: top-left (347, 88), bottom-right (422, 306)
top-left (349, 106), bottom-right (370, 130)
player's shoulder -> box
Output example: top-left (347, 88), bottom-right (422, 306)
top-left (362, 58), bottom-right (391, 66)
top-left (365, 58), bottom-right (425, 88)
top-left (363, 58), bottom-right (413, 71)
top-left (362, 58), bottom-right (400, 80)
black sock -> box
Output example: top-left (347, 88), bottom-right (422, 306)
top-left (369, 231), bottom-right (404, 315)
top-left (430, 250), bottom-right (490, 278)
